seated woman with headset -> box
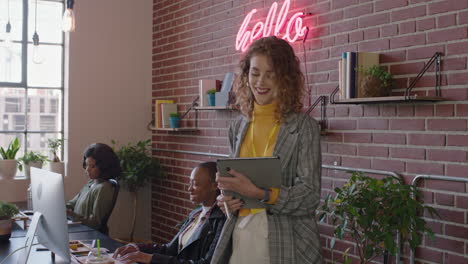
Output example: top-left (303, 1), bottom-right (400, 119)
top-left (66, 143), bottom-right (122, 232)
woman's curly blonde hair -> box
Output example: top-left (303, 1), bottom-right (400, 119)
top-left (234, 36), bottom-right (304, 122)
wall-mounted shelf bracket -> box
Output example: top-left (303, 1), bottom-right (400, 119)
top-left (405, 52), bottom-right (442, 99)
top-left (305, 95), bottom-right (327, 132)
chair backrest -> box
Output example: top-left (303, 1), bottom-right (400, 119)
top-left (98, 178), bottom-right (120, 234)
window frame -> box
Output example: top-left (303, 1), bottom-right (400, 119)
top-left (0, 0), bottom-right (65, 161)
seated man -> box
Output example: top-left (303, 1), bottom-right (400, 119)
top-left (113, 161), bottom-right (225, 264)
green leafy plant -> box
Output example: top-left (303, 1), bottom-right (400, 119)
top-left (0, 138), bottom-right (20, 160)
top-left (169, 112), bottom-right (179, 118)
top-left (112, 139), bottom-right (162, 241)
top-left (18, 151), bottom-right (48, 171)
top-left (206, 89), bottom-right (216, 95)
top-left (359, 65), bottom-right (394, 89)
top-left (320, 172), bottom-right (438, 264)
top-left (47, 138), bottom-right (65, 162)
top-left (0, 201), bottom-right (19, 220)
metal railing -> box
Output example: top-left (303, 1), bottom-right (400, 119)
top-left (409, 174), bottom-right (468, 264)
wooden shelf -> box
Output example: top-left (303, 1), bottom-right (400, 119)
top-left (332, 95), bottom-right (444, 104)
top-left (149, 127), bottom-right (199, 132)
top-left (194, 106), bottom-right (233, 110)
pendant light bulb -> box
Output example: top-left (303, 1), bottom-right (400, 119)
top-left (62, 0), bottom-right (75, 32)
top-left (32, 32), bottom-right (44, 64)
top-left (3, 21), bottom-right (12, 47)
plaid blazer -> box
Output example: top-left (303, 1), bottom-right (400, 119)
top-left (211, 112), bottom-right (323, 264)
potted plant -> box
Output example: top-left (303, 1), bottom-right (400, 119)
top-left (0, 138), bottom-right (20, 180)
top-left (359, 65), bottom-right (393, 97)
top-left (18, 151), bottom-right (48, 178)
top-left (169, 112), bottom-right (180, 128)
top-left (206, 88), bottom-right (216, 106)
top-left (47, 138), bottom-right (65, 176)
top-left (112, 139), bottom-right (162, 241)
top-left (0, 201), bottom-right (19, 243)
top-left (320, 172), bottom-right (438, 264)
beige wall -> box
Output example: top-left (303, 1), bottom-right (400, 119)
top-left (66, 0), bottom-right (153, 240)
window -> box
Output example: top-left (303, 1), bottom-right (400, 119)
top-left (50, 98), bottom-right (57, 113)
top-left (3, 115), bottom-right (8, 130)
top-left (13, 115), bottom-right (25, 130)
top-left (5, 97), bottom-right (22, 112)
top-left (40, 98), bottom-right (45, 113)
top-left (0, 0), bottom-right (65, 162)
top-left (39, 115), bottom-right (55, 131)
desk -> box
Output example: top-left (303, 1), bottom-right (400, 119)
top-left (0, 223), bottom-right (123, 264)
top-left (11, 222), bottom-right (94, 238)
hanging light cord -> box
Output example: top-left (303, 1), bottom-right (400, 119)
top-left (6, 0), bottom-right (11, 33)
top-left (32, 0), bottom-right (39, 45)
top-left (7, 0), bottom-right (10, 22)
top-left (34, 0), bottom-right (38, 32)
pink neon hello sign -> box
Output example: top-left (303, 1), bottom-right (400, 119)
top-left (235, 0), bottom-right (309, 52)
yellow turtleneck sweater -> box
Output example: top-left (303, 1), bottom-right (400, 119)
top-left (238, 101), bottom-right (280, 216)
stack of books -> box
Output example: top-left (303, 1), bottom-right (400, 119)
top-left (339, 52), bottom-right (379, 99)
top-left (154, 100), bottom-right (177, 128)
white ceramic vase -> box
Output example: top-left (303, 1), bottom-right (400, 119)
top-left (24, 161), bottom-right (43, 178)
top-left (0, 160), bottom-right (18, 180)
top-left (49, 161), bottom-right (65, 176)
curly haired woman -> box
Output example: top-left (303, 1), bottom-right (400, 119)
top-left (212, 36), bottom-right (323, 264)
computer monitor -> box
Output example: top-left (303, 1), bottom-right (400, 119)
top-left (18, 168), bottom-right (71, 263)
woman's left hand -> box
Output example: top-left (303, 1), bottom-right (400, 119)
top-left (216, 168), bottom-right (264, 199)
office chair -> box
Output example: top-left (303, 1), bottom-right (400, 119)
top-left (98, 178), bottom-right (120, 235)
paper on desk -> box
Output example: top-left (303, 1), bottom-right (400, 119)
top-left (68, 219), bottom-right (82, 225)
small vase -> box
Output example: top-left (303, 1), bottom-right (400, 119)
top-left (24, 161), bottom-right (43, 178)
top-left (0, 160), bottom-right (18, 180)
top-left (49, 161), bottom-right (65, 176)
top-left (207, 93), bottom-right (216, 106)
top-left (169, 117), bottom-right (180, 128)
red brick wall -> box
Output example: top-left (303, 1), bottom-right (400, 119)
top-left (152, 0), bottom-right (468, 263)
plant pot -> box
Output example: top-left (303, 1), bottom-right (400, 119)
top-left (0, 160), bottom-right (18, 180)
top-left (169, 117), bottom-right (180, 128)
top-left (49, 161), bottom-right (65, 176)
top-left (24, 161), bottom-right (43, 178)
top-left (360, 75), bottom-right (390, 97)
top-left (0, 219), bottom-right (13, 243)
top-left (207, 93), bottom-right (216, 106)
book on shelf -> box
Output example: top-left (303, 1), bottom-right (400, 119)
top-left (199, 80), bottom-right (221, 107)
top-left (216, 72), bottom-right (236, 107)
top-left (161, 103), bottom-right (178, 128)
top-left (346, 51), bottom-right (357, 99)
top-left (339, 53), bottom-right (347, 100)
top-left (154, 99), bottom-right (174, 128)
top-left (356, 52), bottom-right (379, 98)
top-left (340, 52), bottom-right (380, 100)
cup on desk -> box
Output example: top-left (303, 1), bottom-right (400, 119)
top-left (86, 248), bottom-right (112, 264)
